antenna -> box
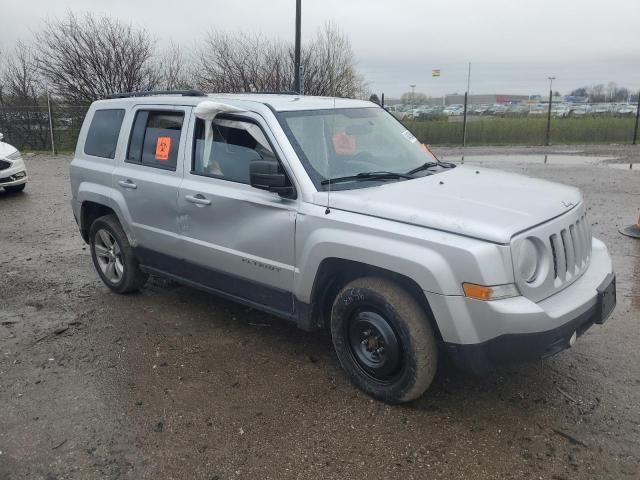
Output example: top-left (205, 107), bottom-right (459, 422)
top-left (325, 74), bottom-right (336, 215)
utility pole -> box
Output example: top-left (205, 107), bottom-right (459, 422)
top-left (462, 62), bottom-right (472, 146)
top-left (46, 85), bottom-right (56, 155)
top-left (294, 0), bottom-right (302, 94)
top-left (633, 90), bottom-right (639, 145)
top-left (410, 84), bottom-right (416, 103)
top-left (545, 77), bottom-right (556, 146)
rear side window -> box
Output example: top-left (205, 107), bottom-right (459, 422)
top-left (84, 109), bottom-right (125, 159)
top-left (127, 110), bottom-right (184, 170)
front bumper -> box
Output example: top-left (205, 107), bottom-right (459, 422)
top-left (0, 158), bottom-right (28, 187)
top-left (426, 238), bottom-right (615, 372)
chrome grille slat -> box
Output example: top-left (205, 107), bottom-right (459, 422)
top-left (569, 224), bottom-right (579, 271)
top-left (551, 233), bottom-right (567, 280)
top-left (574, 219), bottom-right (584, 266)
top-left (561, 229), bottom-right (574, 275)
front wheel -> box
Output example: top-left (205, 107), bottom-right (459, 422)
top-left (89, 214), bottom-right (148, 293)
top-left (330, 277), bottom-right (438, 404)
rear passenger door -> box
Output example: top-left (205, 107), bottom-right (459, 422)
top-left (113, 105), bottom-right (190, 275)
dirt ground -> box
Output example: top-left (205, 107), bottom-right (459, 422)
top-left (1, 145), bottom-right (639, 480)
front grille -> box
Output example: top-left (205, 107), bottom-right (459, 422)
top-left (548, 214), bottom-right (591, 282)
top-left (0, 159), bottom-right (11, 171)
top-left (512, 203), bottom-right (592, 303)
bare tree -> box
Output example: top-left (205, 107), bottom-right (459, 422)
top-left (0, 42), bottom-right (49, 148)
top-left (156, 42), bottom-right (193, 90)
top-left (2, 41), bottom-right (43, 105)
top-left (35, 13), bottom-right (158, 103)
top-left (194, 22), bottom-right (366, 98)
top-left (195, 31), bottom-right (292, 93)
top-left (302, 22), bottom-right (366, 98)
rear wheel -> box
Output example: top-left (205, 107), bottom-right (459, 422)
top-left (330, 277), bottom-right (438, 404)
top-left (89, 214), bottom-right (148, 293)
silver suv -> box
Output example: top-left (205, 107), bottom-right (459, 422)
top-left (70, 91), bottom-right (616, 404)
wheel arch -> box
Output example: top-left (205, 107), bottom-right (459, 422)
top-left (306, 258), bottom-right (443, 341)
top-left (80, 201), bottom-right (117, 242)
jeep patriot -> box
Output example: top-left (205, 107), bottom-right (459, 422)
top-left (70, 91), bottom-right (616, 403)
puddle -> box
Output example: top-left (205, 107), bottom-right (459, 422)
top-left (441, 154), bottom-right (637, 171)
top-left (607, 162), bottom-right (638, 171)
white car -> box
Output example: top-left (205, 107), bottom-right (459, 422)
top-left (0, 133), bottom-right (28, 192)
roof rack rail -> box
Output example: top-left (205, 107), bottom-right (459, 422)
top-left (241, 91), bottom-right (299, 95)
top-left (107, 89), bottom-right (207, 99)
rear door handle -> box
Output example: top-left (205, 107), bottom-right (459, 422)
top-left (184, 194), bottom-right (211, 206)
top-left (118, 179), bottom-right (137, 190)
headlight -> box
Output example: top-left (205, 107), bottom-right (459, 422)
top-left (516, 237), bottom-right (540, 283)
top-left (6, 150), bottom-right (22, 161)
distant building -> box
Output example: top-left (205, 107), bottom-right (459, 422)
top-left (445, 94), bottom-right (530, 105)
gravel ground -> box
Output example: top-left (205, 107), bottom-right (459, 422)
top-left (1, 145), bottom-right (639, 480)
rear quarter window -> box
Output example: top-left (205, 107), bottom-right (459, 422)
top-left (84, 109), bottom-right (125, 159)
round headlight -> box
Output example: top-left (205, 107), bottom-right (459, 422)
top-left (517, 238), bottom-right (539, 283)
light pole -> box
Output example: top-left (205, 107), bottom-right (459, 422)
top-left (545, 76), bottom-right (556, 146)
top-left (410, 84), bottom-right (416, 104)
top-left (633, 89), bottom-right (639, 145)
top-left (46, 85), bottom-right (55, 155)
top-left (294, 0), bottom-right (302, 94)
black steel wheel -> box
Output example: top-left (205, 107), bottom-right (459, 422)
top-left (346, 310), bottom-right (402, 382)
top-left (331, 277), bottom-right (438, 404)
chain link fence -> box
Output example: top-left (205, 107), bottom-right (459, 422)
top-left (0, 99), bottom-right (638, 151)
top-left (0, 105), bottom-right (88, 152)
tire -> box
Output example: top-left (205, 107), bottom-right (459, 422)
top-left (89, 214), bottom-right (148, 293)
top-left (4, 183), bottom-right (26, 192)
top-left (330, 277), bottom-right (438, 404)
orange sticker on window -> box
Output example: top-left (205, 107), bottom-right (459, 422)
top-left (332, 132), bottom-right (356, 155)
top-left (155, 136), bottom-right (171, 161)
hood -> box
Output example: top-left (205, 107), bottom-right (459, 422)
top-left (313, 165), bottom-right (582, 244)
top-left (0, 141), bottom-right (19, 159)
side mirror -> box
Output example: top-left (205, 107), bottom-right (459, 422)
top-left (250, 160), bottom-right (295, 197)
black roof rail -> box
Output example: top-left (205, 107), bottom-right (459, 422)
top-left (107, 89), bottom-right (207, 99)
top-left (241, 91), bottom-right (299, 95)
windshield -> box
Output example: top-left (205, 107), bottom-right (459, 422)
top-left (278, 107), bottom-right (441, 190)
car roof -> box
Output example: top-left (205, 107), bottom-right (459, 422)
top-left (90, 93), bottom-right (373, 113)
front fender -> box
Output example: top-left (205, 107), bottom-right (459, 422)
top-left (294, 205), bottom-right (514, 302)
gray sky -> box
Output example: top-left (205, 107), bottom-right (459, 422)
top-left (1, 0), bottom-right (639, 97)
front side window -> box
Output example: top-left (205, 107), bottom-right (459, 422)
top-left (192, 117), bottom-right (276, 184)
top-left (278, 107), bottom-right (443, 190)
top-left (84, 109), bottom-right (125, 159)
top-left (127, 110), bottom-right (184, 170)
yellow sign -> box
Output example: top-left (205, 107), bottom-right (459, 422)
top-left (432, 69), bottom-right (441, 77)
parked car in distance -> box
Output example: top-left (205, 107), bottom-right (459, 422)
top-left (70, 91), bottom-right (616, 404)
top-left (615, 104), bottom-right (636, 115)
top-left (443, 105), bottom-right (463, 116)
top-left (0, 132), bottom-right (28, 193)
top-left (551, 105), bottom-right (570, 117)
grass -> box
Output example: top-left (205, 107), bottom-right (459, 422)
top-left (404, 116), bottom-right (638, 146)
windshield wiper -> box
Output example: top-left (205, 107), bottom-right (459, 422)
top-left (321, 171), bottom-right (412, 185)
top-left (406, 161), bottom-right (456, 176)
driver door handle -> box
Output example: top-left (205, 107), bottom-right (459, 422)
top-left (118, 179), bottom-right (137, 190)
top-left (184, 194), bottom-right (211, 206)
